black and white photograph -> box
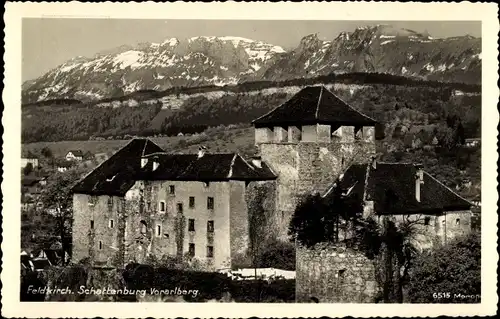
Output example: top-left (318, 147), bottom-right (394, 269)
top-left (2, 2), bottom-right (498, 318)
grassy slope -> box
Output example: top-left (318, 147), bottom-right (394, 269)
top-left (22, 124), bottom-right (257, 159)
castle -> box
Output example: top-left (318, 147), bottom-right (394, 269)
top-left (71, 86), bottom-right (472, 298)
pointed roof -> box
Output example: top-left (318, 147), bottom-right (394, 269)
top-left (323, 163), bottom-right (471, 214)
top-left (252, 86), bottom-right (377, 127)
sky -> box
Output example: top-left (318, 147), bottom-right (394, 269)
top-left (22, 19), bottom-right (481, 82)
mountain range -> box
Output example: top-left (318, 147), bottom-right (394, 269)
top-left (22, 25), bottom-right (481, 104)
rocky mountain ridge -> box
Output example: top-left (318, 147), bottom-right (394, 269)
top-left (22, 25), bottom-right (481, 103)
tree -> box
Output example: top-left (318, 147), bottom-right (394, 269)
top-left (289, 180), bottom-right (363, 248)
top-left (38, 166), bottom-right (91, 262)
top-left (288, 193), bottom-right (331, 248)
top-left (407, 233), bottom-right (480, 303)
top-left (41, 147), bottom-right (53, 158)
top-left (23, 162), bottom-right (34, 176)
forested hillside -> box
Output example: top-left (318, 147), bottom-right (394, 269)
top-left (22, 74), bottom-right (481, 143)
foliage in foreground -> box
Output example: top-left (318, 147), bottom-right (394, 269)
top-left (406, 232), bottom-right (481, 303)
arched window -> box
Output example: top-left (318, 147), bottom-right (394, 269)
top-left (140, 220), bottom-right (147, 234)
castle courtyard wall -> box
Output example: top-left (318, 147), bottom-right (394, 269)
top-left (296, 243), bottom-right (378, 303)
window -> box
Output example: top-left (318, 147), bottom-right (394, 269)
top-left (107, 197), bottom-right (113, 209)
top-left (188, 219), bottom-right (195, 232)
top-left (159, 201), bottom-right (166, 213)
top-left (169, 185), bottom-right (175, 195)
top-left (140, 220), bottom-right (147, 234)
top-left (424, 217), bottom-right (430, 226)
top-left (156, 224), bottom-right (162, 237)
top-left (207, 246), bottom-right (214, 258)
top-left (456, 218), bottom-right (461, 225)
top-left (177, 203), bottom-right (183, 214)
top-left (207, 197), bottom-right (214, 210)
top-left (98, 241), bottom-right (103, 250)
top-left (90, 220), bottom-right (94, 229)
top-left (188, 243), bottom-right (195, 257)
top-left (109, 219), bottom-right (114, 229)
top-left (207, 220), bottom-right (214, 233)
top-left (189, 196), bottom-right (195, 208)
top-left (203, 182), bottom-right (210, 188)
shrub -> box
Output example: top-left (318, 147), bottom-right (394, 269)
top-left (406, 233), bottom-right (481, 303)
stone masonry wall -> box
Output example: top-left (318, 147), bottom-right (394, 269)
top-left (73, 180), bottom-right (234, 271)
top-left (259, 143), bottom-right (300, 241)
top-left (72, 194), bottom-right (125, 267)
top-left (123, 180), bottom-right (232, 270)
top-left (364, 208), bottom-right (473, 251)
top-left (259, 140), bottom-right (375, 241)
top-left (296, 243), bottom-right (378, 303)
top-left (296, 141), bottom-right (376, 202)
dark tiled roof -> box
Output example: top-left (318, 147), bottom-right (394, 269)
top-left (139, 153), bottom-right (276, 181)
top-left (252, 86), bottom-right (377, 127)
top-left (72, 139), bottom-right (276, 196)
top-left (72, 139), bottom-right (164, 196)
top-left (324, 163), bottom-right (471, 214)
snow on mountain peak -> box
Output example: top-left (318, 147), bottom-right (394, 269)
top-left (161, 38), bottom-right (180, 47)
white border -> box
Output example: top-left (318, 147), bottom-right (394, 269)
top-left (3, 1), bottom-right (499, 318)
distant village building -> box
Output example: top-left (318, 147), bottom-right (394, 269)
top-left (57, 161), bottom-right (74, 172)
top-left (21, 157), bottom-right (39, 169)
top-left (65, 150), bottom-right (84, 161)
top-left (464, 138), bottom-right (481, 148)
top-left (71, 86), bottom-right (474, 302)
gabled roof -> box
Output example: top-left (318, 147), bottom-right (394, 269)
top-left (72, 139), bottom-right (276, 196)
top-left (72, 139), bottom-right (164, 196)
top-left (252, 86), bottom-right (377, 127)
top-left (324, 162), bottom-right (471, 215)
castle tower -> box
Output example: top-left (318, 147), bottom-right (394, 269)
top-left (252, 86), bottom-right (377, 240)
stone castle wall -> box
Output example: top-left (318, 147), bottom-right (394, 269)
top-left (296, 243), bottom-right (378, 303)
top-left (259, 140), bottom-right (375, 240)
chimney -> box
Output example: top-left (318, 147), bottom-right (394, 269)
top-left (371, 155), bottom-right (377, 169)
top-left (251, 155), bottom-right (262, 168)
top-left (198, 146), bottom-right (207, 158)
top-left (415, 164), bottom-right (424, 202)
top-left (141, 157), bottom-right (148, 168)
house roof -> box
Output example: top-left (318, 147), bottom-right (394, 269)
top-left (252, 86), bottom-right (377, 127)
top-left (67, 150), bottom-right (84, 157)
top-left (324, 162), bottom-right (471, 215)
top-left (72, 139), bottom-right (276, 196)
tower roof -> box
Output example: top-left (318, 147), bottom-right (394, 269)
top-left (252, 86), bottom-right (377, 127)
